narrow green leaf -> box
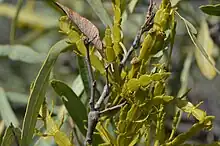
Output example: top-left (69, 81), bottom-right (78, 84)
top-left (96, 122), bottom-right (115, 145)
top-left (168, 10), bottom-right (176, 69)
top-left (128, 133), bottom-right (139, 146)
top-left (51, 80), bottom-right (87, 136)
top-left (194, 20), bottom-right (216, 79)
top-left (177, 11), bottom-right (220, 75)
top-left (1, 124), bottom-right (21, 146)
top-left (186, 22), bottom-right (220, 75)
top-left (176, 12), bottom-right (197, 34)
top-left (90, 53), bottom-right (105, 74)
top-left (20, 39), bottom-right (72, 146)
top-left (86, 0), bottom-right (112, 27)
top-left (104, 26), bottom-right (115, 62)
top-left (0, 87), bottom-right (19, 127)
top-left (200, 4), bottom-right (220, 16)
top-left (77, 56), bottom-right (90, 98)
top-left (169, 110), bottom-right (181, 140)
top-left (51, 80), bottom-right (103, 145)
top-left (0, 45), bottom-right (46, 63)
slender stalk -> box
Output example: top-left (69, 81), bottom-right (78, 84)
top-left (99, 101), bottom-right (126, 114)
top-left (84, 41), bottom-right (96, 110)
top-left (10, 0), bottom-right (23, 44)
top-left (95, 65), bottom-right (110, 109)
top-left (84, 38), bottom-right (98, 145)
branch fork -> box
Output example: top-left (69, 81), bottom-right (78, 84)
top-left (83, 37), bottom-right (125, 145)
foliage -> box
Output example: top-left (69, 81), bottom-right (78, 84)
top-left (0, 0), bottom-right (220, 146)
top-left (200, 4), bottom-right (220, 16)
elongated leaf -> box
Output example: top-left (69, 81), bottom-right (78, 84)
top-left (0, 4), bottom-right (57, 29)
top-left (176, 12), bottom-right (197, 34)
top-left (77, 56), bottom-right (90, 98)
top-left (200, 4), bottom-right (220, 16)
top-left (128, 133), bottom-right (139, 146)
top-left (51, 80), bottom-right (103, 145)
top-left (20, 39), bottom-right (72, 146)
top-left (186, 23), bottom-right (220, 75)
top-left (0, 88), bottom-right (19, 127)
top-left (1, 124), bottom-right (21, 146)
top-left (194, 20), bottom-right (216, 79)
top-left (86, 0), bottom-right (112, 27)
top-left (176, 12), bottom-right (220, 75)
top-left (96, 122), bottom-right (115, 145)
top-left (51, 80), bottom-right (87, 136)
top-left (0, 45), bottom-right (46, 63)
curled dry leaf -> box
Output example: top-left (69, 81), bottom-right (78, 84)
top-left (55, 2), bottom-right (103, 55)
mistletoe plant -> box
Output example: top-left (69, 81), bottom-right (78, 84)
top-left (1, 0), bottom-right (220, 146)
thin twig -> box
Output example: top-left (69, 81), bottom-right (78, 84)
top-left (84, 37), bottom-right (98, 145)
top-left (85, 64), bottom-right (110, 145)
top-left (119, 0), bottom-right (155, 71)
top-left (95, 65), bottom-right (110, 109)
top-left (84, 37), bottom-right (96, 111)
top-left (84, 38), bottom-right (125, 145)
top-left (99, 101), bottom-right (126, 114)
top-left (85, 101), bottom-right (126, 145)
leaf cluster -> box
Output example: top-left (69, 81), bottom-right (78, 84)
top-left (1, 0), bottom-right (220, 146)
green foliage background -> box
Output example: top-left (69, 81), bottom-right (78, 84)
top-left (0, 0), bottom-right (220, 145)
